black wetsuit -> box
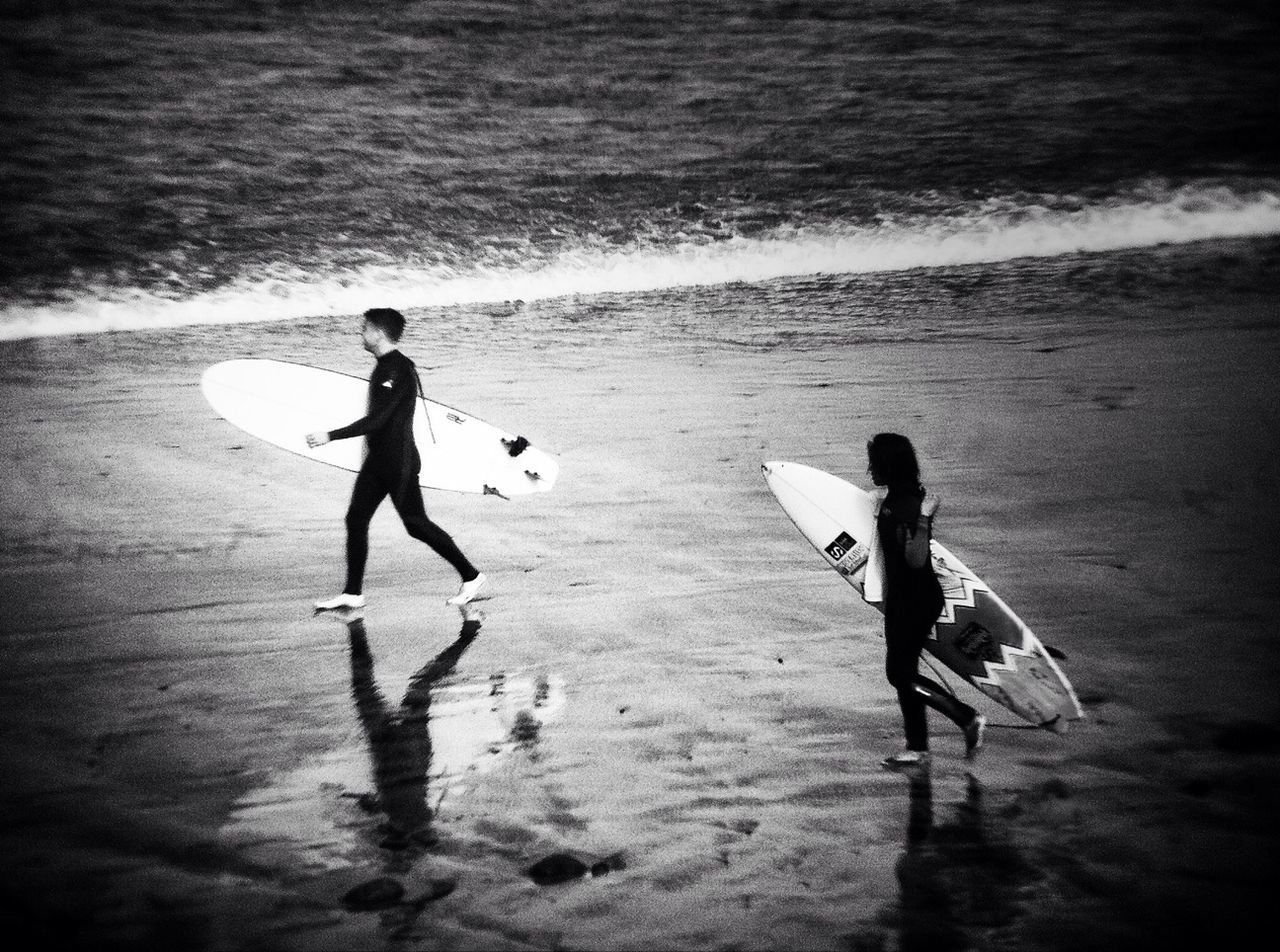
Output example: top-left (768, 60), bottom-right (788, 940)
top-left (878, 487), bottom-right (975, 752)
top-left (328, 350), bottom-right (478, 594)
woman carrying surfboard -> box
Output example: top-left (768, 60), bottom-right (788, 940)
top-left (306, 308), bottom-right (487, 610)
top-left (865, 433), bottom-right (985, 767)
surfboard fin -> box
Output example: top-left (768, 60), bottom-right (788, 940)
top-left (503, 435), bottom-right (530, 458)
top-left (483, 484), bottom-right (511, 500)
top-left (1040, 714), bottom-right (1067, 734)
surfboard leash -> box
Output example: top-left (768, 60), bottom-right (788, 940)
top-left (922, 654), bottom-right (959, 696)
top-left (412, 366), bottom-right (438, 445)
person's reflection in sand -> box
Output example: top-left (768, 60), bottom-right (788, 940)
top-left (892, 772), bottom-right (1030, 950)
top-left (346, 607), bottom-right (481, 850)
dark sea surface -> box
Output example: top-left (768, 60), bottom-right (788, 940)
top-left (1, 0), bottom-right (1278, 339)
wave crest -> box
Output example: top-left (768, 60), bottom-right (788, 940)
top-left (2, 181), bottom-right (1277, 341)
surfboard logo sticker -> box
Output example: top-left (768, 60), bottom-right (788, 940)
top-left (953, 621), bottom-right (1002, 664)
top-left (824, 532), bottom-right (868, 577)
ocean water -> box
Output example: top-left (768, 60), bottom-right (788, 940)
top-left (1, 0), bottom-right (1278, 340)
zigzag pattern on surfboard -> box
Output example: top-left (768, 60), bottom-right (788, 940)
top-left (960, 629), bottom-right (1038, 692)
top-left (925, 544), bottom-right (1053, 689)
top-left (930, 600), bottom-right (1071, 729)
top-left (928, 542), bottom-right (995, 626)
top-left (928, 592), bottom-right (1031, 676)
top-left (928, 579), bottom-right (1080, 727)
top-left (967, 638), bottom-right (1069, 730)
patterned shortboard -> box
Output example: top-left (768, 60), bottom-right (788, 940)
top-left (762, 461), bottom-right (1083, 731)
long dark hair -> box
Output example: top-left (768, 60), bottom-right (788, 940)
top-left (867, 432), bottom-right (924, 495)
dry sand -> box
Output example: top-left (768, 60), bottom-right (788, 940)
top-left (2, 303), bottom-right (1279, 950)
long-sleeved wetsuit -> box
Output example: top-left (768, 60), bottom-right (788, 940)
top-left (328, 350), bottom-right (478, 594)
top-left (878, 487), bottom-right (975, 752)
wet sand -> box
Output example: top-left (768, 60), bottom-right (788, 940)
top-left (2, 302), bottom-right (1279, 950)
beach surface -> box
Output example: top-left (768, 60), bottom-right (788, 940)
top-left (2, 285), bottom-right (1279, 950)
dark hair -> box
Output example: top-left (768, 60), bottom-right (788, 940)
top-left (363, 307), bottom-right (406, 342)
top-left (867, 432), bottom-right (923, 492)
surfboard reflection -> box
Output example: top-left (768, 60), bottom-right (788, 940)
top-left (345, 610), bottom-right (481, 850)
top-left (892, 773), bottom-right (1033, 950)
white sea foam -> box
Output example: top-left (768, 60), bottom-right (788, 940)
top-left (3, 184), bottom-right (1277, 341)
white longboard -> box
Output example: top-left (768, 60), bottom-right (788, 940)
top-left (763, 460), bottom-right (1083, 731)
top-left (202, 358), bottom-right (558, 497)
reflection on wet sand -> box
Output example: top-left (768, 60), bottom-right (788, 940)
top-left (893, 772), bottom-right (1036, 950)
top-left (219, 609), bottom-right (563, 873)
top-left (346, 608), bottom-right (481, 851)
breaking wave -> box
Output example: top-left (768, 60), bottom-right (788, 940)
top-left (3, 182), bottom-right (1277, 341)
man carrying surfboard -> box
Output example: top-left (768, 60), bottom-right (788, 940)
top-left (866, 433), bottom-right (985, 767)
top-left (306, 308), bottom-right (488, 610)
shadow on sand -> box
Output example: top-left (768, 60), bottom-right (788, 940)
top-left (884, 771), bottom-right (1037, 950)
